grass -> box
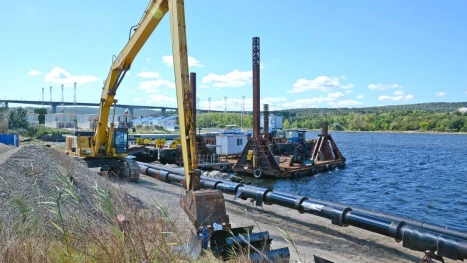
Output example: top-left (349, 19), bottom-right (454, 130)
top-left (1, 176), bottom-right (289, 263)
top-left (0, 178), bottom-right (201, 263)
top-left (0, 149), bottom-right (297, 263)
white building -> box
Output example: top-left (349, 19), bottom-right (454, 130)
top-left (108, 114), bottom-right (133, 128)
top-left (77, 114), bottom-right (97, 130)
top-left (215, 134), bottom-right (248, 155)
top-left (27, 113), bottom-right (39, 126)
top-left (459, 107), bottom-right (467, 113)
top-left (45, 113), bottom-right (74, 128)
top-left (260, 114), bottom-right (283, 132)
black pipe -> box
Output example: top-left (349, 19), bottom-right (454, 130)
top-left (138, 163), bottom-right (467, 241)
top-left (137, 162), bottom-right (467, 260)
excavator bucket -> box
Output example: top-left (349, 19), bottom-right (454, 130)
top-left (180, 189), bottom-right (230, 229)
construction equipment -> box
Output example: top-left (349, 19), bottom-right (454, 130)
top-left (68, 0), bottom-right (288, 260)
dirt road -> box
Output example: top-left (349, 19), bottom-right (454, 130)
top-left (116, 175), bottom-right (451, 263)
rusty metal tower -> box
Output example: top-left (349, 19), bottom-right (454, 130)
top-left (263, 103), bottom-right (269, 135)
top-left (233, 36), bottom-right (282, 178)
top-left (252, 36), bottom-right (260, 138)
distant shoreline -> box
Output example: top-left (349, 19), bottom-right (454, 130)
top-left (306, 129), bottom-right (467, 135)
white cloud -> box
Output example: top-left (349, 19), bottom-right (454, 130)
top-left (341, 75), bottom-right (348, 80)
top-left (136, 71), bottom-right (160, 78)
top-left (378, 94), bottom-right (415, 101)
top-left (139, 79), bottom-right (175, 93)
top-left (368, 83), bottom-right (404, 91)
top-left (345, 90), bottom-right (353, 94)
top-left (162, 55), bottom-right (203, 67)
top-left (288, 76), bottom-right (354, 93)
top-left (282, 91), bottom-right (360, 108)
top-left (356, 95), bottom-right (364, 99)
top-left (393, 90), bottom-right (405, 96)
top-left (44, 67), bottom-right (100, 87)
top-left (146, 58), bottom-right (151, 62)
top-left (28, 70), bottom-right (42, 76)
top-left (328, 92), bottom-right (344, 98)
top-left (202, 70), bottom-right (252, 88)
top-left (199, 84), bottom-right (210, 89)
top-left (436, 92), bottom-right (447, 97)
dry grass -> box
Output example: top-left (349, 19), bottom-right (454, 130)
top-left (0, 177), bottom-right (198, 263)
top-left (0, 176), bottom-right (279, 263)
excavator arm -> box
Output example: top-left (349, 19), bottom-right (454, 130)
top-left (88, 0), bottom-right (226, 227)
top-left (93, 0), bottom-right (169, 157)
top-left (92, 0), bottom-right (199, 190)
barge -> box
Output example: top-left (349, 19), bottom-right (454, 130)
top-left (231, 121), bottom-right (346, 178)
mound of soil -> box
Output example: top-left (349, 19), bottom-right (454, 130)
top-left (0, 144), bottom-right (114, 233)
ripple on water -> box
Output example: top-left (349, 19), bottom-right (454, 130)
top-left (250, 132), bottom-right (467, 231)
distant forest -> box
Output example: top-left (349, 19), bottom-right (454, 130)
top-left (198, 102), bottom-right (467, 132)
top-left (273, 102), bottom-right (467, 132)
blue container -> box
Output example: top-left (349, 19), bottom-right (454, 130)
top-left (0, 134), bottom-right (19, 147)
top-left (198, 227), bottom-right (210, 249)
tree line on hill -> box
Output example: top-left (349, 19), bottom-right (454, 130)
top-left (197, 102), bottom-right (467, 132)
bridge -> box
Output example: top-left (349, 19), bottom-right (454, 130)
top-left (0, 99), bottom-right (232, 116)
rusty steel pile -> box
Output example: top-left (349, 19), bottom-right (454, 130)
top-left (138, 161), bottom-right (467, 261)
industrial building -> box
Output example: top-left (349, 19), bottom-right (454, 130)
top-left (215, 133), bottom-right (248, 155)
top-left (77, 114), bottom-right (97, 130)
top-left (108, 114), bottom-right (133, 128)
top-left (45, 113), bottom-right (75, 128)
top-left (26, 112), bottom-right (39, 126)
top-left (260, 114), bottom-right (283, 132)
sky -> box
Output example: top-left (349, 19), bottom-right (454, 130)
top-left (1, 0), bottom-right (466, 112)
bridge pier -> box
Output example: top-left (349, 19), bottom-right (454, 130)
top-left (128, 107), bottom-right (134, 117)
top-left (52, 104), bottom-right (57, 114)
top-left (161, 108), bottom-right (166, 116)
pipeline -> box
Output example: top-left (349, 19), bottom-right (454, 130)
top-left (138, 162), bottom-right (467, 261)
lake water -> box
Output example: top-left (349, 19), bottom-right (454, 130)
top-left (250, 131), bottom-right (467, 231)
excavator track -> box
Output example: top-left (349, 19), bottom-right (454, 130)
top-left (83, 157), bottom-right (140, 182)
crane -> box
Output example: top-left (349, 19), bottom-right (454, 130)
top-left (66, 0), bottom-right (229, 230)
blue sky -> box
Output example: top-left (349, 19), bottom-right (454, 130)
top-left (1, 0), bottom-right (466, 111)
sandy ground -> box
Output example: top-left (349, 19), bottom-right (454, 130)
top-left (114, 174), bottom-right (452, 263)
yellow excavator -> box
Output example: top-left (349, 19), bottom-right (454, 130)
top-left (66, 0), bottom-right (228, 230)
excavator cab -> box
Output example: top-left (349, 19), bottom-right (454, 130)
top-left (113, 128), bottom-right (129, 154)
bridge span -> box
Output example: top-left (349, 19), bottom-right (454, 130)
top-left (0, 99), bottom-right (232, 116)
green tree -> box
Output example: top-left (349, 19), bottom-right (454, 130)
top-left (449, 118), bottom-right (465, 132)
top-left (419, 121), bottom-right (430, 130)
top-left (283, 119), bottom-right (290, 129)
top-left (34, 108), bottom-right (47, 124)
top-left (9, 107), bottom-right (29, 130)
